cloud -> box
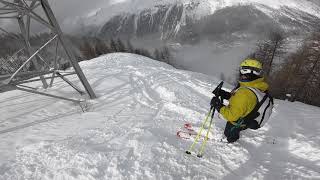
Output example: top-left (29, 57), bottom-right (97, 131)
top-left (0, 0), bottom-right (108, 34)
top-left (50, 0), bottom-right (105, 20)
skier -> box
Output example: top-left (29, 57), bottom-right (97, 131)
top-left (210, 59), bottom-right (273, 143)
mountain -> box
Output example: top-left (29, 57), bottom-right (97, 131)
top-left (84, 0), bottom-right (320, 41)
top-left (1, 53), bottom-right (319, 179)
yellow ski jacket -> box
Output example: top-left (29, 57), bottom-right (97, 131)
top-left (219, 78), bottom-right (269, 123)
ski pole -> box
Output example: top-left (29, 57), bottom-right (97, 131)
top-left (197, 106), bottom-right (216, 158)
top-left (186, 107), bottom-right (213, 154)
top-left (185, 81), bottom-right (223, 156)
top-left (195, 82), bottom-right (224, 157)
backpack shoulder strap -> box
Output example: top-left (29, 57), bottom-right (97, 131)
top-left (244, 87), bottom-right (269, 108)
top-left (240, 87), bottom-right (269, 123)
top-left (259, 95), bottom-right (273, 126)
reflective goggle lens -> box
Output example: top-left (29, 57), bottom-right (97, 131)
top-left (240, 67), bottom-right (262, 75)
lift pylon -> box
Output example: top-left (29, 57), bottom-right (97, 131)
top-left (0, 0), bottom-right (96, 101)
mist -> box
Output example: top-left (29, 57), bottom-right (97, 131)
top-left (173, 40), bottom-right (256, 84)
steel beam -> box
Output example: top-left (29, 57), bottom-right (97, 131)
top-left (41, 0), bottom-right (96, 98)
top-left (17, 14), bottom-right (48, 88)
top-left (55, 72), bottom-right (85, 95)
top-left (8, 34), bottom-right (57, 84)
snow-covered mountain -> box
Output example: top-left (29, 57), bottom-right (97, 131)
top-left (77, 0), bottom-right (320, 40)
top-left (88, 0), bottom-right (320, 22)
top-left (0, 53), bottom-right (319, 179)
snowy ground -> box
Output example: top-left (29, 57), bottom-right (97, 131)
top-left (0, 53), bottom-right (319, 180)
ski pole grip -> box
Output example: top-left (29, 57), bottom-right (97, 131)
top-left (212, 81), bottom-right (224, 97)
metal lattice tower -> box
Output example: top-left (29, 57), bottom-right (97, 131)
top-left (0, 0), bottom-right (96, 102)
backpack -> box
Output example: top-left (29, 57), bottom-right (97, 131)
top-left (241, 87), bottom-right (274, 128)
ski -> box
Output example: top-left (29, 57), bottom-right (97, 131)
top-left (176, 123), bottom-right (211, 140)
top-left (176, 130), bottom-right (197, 140)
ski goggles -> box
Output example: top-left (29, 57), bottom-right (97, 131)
top-left (240, 66), bottom-right (262, 76)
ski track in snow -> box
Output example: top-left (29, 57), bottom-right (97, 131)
top-left (0, 53), bottom-right (319, 179)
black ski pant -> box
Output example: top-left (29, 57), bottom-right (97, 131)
top-left (224, 119), bottom-right (259, 143)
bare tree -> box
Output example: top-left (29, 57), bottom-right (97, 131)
top-left (117, 38), bottom-right (126, 52)
top-left (126, 40), bottom-right (134, 53)
top-left (110, 39), bottom-right (118, 52)
top-left (272, 31), bottom-right (320, 106)
top-left (294, 32), bottom-right (320, 104)
top-left (80, 39), bottom-right (96, 60)
top-left (160, 46), bottom-right (171, 64)
top-left (153, 49), bottom-right (161, 60)
top-left (94, 39), bottom-right (110, 56)
top-left (251, 30), bottom-right (287, 77)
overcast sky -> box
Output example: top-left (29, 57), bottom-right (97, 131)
top-left (50, 0), bottom-right (105, 22)
top-left (0, 0), bottom-right (110, 33)
top-left (0, 0), bottom-right (173, 33)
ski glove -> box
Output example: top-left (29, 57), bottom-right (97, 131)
top-left (219, 89), bottom-right (232, 100)
top-left (210, 96), bottom-right (223, 111)
top-left (213, 88), bottom-right (232, 100)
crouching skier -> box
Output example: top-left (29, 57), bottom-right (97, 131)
top-left (210, 59), bottom-right (274, 143)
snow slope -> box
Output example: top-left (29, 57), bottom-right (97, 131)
top-left (0, 53), bottom-right (319, 179)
